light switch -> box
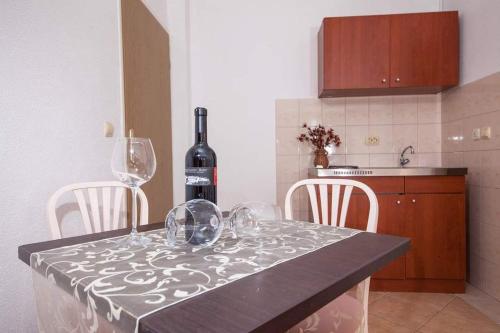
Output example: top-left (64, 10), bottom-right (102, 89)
top-left (472, 128), bottom-right (481, 141)
top-left (481, 126), bottom-right (491, 139)
top-left (104, 122), bottom-right (114, 137)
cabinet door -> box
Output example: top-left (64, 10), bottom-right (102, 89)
top-left (346, 194), bottom-right (405, 279)
top-left (390, 11), bottom-right (458, 88)
top-left (405, 194), bottom-right (465, 279)
top-left (322, 16), bottom-right (390, 90)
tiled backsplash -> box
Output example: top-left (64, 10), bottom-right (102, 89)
top-left (442, 72), bottom-right (500, 301)
top-left (275, 95), bottom-right (442, 219)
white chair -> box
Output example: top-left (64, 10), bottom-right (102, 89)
top-left (284, 178), bottom-right (379, 333)
top-left (48, 181), bottom-right (148, 239)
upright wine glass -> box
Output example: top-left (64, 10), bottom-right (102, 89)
top-left (111, 136), bottom-right (156, 246)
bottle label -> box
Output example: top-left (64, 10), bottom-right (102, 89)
top-left (185, 167), bottom-right (216, 186)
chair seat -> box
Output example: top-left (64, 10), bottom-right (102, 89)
top-left (287, 293), bottom-right (364, 333)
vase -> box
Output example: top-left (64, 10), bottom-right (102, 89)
top-left (313, 148), bottom-right (329, 168)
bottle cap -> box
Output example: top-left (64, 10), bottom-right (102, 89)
top-left (195, 107), bottom-right (207, 116)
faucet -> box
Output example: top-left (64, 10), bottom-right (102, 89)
top-left (400, 145), bottom-right (415, 167)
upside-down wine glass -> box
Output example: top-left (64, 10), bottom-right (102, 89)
top-left (111, 132), bottom-right (156, 247)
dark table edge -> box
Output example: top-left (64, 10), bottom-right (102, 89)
top-left (254, 234), bottom-right (410, 332)
top-left (139, 233), bottom-right (410, 333)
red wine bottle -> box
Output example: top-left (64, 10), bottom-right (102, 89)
top-left (185, 107), bottom-right (217, 204)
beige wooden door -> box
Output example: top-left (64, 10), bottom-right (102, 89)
top-left (121, 0), bottom-right (173, 224)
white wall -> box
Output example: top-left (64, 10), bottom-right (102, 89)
top-left (442, 0), bottom-right (500, 84)
top-left (188, 0), bottom-right (440, 210)
top-left (165, 0), bottom-right (193, 205)
top-left (0, 1), bottom-right (123, 331)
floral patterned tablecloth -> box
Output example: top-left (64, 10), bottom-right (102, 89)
top-left (31, 220), bottom-right (360, 333)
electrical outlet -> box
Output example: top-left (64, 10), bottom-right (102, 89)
top-left (472, 128), bottom-right (481, 141)
top-left (365, 136), bottom-right (380, 146)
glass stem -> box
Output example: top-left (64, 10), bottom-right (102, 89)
top-left (131, 186), bottom-right (138, 237)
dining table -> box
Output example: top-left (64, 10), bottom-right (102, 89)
top-left (19, 220), bottom-right (409, 333)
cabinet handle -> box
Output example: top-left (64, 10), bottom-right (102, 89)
top-left (395, 77), bottom-right (401, 83)
top-left (412, 199), bottom-right (416, 203)
top-left (381, 78), bottom-right (387, 84)
top-left (396, 200), bottom-right (401, 205)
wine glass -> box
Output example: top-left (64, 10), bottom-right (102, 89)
top-left (228, 202), bottom-right (282, 238)
top-left (111, 136), bottom-right (156, 246)
top-left (165, 199), bottom-right (224, 248)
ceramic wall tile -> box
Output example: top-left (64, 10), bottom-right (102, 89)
top-left (418, 153), bottom-right (441, 167)
top-left (369, 96), bottom-right (393, 125)
top-left (298, 141), bottom-right (314, 155)
top-left (299, 99), bottom-right (322, 126)
top-left (346, 154), bottom-right (370, 167)
top-left (461, 114), bottom-right (480, 152)
top-left (346, 97), bottom-right (369, 125)
top-left (418, 94), bottom-right (441, 124)
top-left (463, 151), bottom-right (482, 186)
top-left (440, 71), bottom-right (500, 301)
top-left (369, 125), bottom-right (394, 154)
top-left (329, 154), bottom-right (346, 167)
top-left (442, 119), bottom-right (464, 153)
top-left (393, 95), bottom-right (418, 124)
top-left (346, 125), bottom-right (369, 154)
top-left (480, 150), bottom-right (500, 189)
top-left (276, 127), bottom-right (299, 155)
top-left (370, 154), bottom-right (397, 167)
top-left (464, 73), bottom-right (500, 117)
top-left (441, 152), bottom-right (464, 167)
top-left (393, 124), bottom-right (418, 154)
top-left (329, 126), bottom-right (346, 155)
top-left (276, 155), bottom-right (299, 184)
top-left (276, 182), bottom-right (295, 211)
top-left (480, 187), bottom-right (500, 228)
top-left (469, 253), bottom-right (482, 288)
top-left (441, 87), bottom-right (465, 123)
top-left (480, 111), bottom-right (500, 151)
top-left (479, 257), bottom-right (500, 301)
top-left (468, 186), bottom-right (481, 259)
top-left (296, 185), bottom-right (311, 213)
top-left (418, 124), bottom-right (442, 153)
top-left (276, 99), bottom-right (299, 128)
top-left (322, 98), bottom-right (346, 127)
top-left (299, 154), bottom-right (314, 179)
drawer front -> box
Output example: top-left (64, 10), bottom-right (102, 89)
top-left (324, 176), bottom-right (404, 194)
top-left (405, 176), bottom-right (465, 193)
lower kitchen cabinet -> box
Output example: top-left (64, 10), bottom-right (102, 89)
top-left (346, 194), bottom-right (406, 280)
top-left (313, 175), bottom-right (466, 293)
top-left (405, 193), bottom-right (465, 280)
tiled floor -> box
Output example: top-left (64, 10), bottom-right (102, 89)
top-left (368, 285), bottom-right (500, 332)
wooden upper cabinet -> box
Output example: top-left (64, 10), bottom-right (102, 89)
top-left (321, 16), bottom-right (390, 91)
top-left (390, 12), bottom-right (459, 90)
top-left (318, 11), bottom-right (459, 97)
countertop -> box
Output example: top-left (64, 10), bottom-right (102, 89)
top-left (309, 167), bottom-right (468, 177)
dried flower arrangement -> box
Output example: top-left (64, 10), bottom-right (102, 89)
top-left (297, 123), bottom-right (342, 168)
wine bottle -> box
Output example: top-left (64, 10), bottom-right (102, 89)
top-left (185, 107), bottom-right (217, 245)
top-left (185, 107), bottom-right (217, 204)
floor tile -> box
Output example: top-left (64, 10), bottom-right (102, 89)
top-left (418, 298), bottom-right (500, 333)
top-left (369, 291), bottom-right (387, 304)
top-left (368, 314), bottom-right (413, 333)
top-left (388, 292), bottom-right (455, 310)
top-left (457, 284), bottom-right (500, 324)
top-left (369, 293), bottom-right (444, 330)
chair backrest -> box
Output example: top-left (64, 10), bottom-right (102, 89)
top-left (47, 181), bottom-right (148, 239)
top-left (284, 178), bottom-right (378, 233)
